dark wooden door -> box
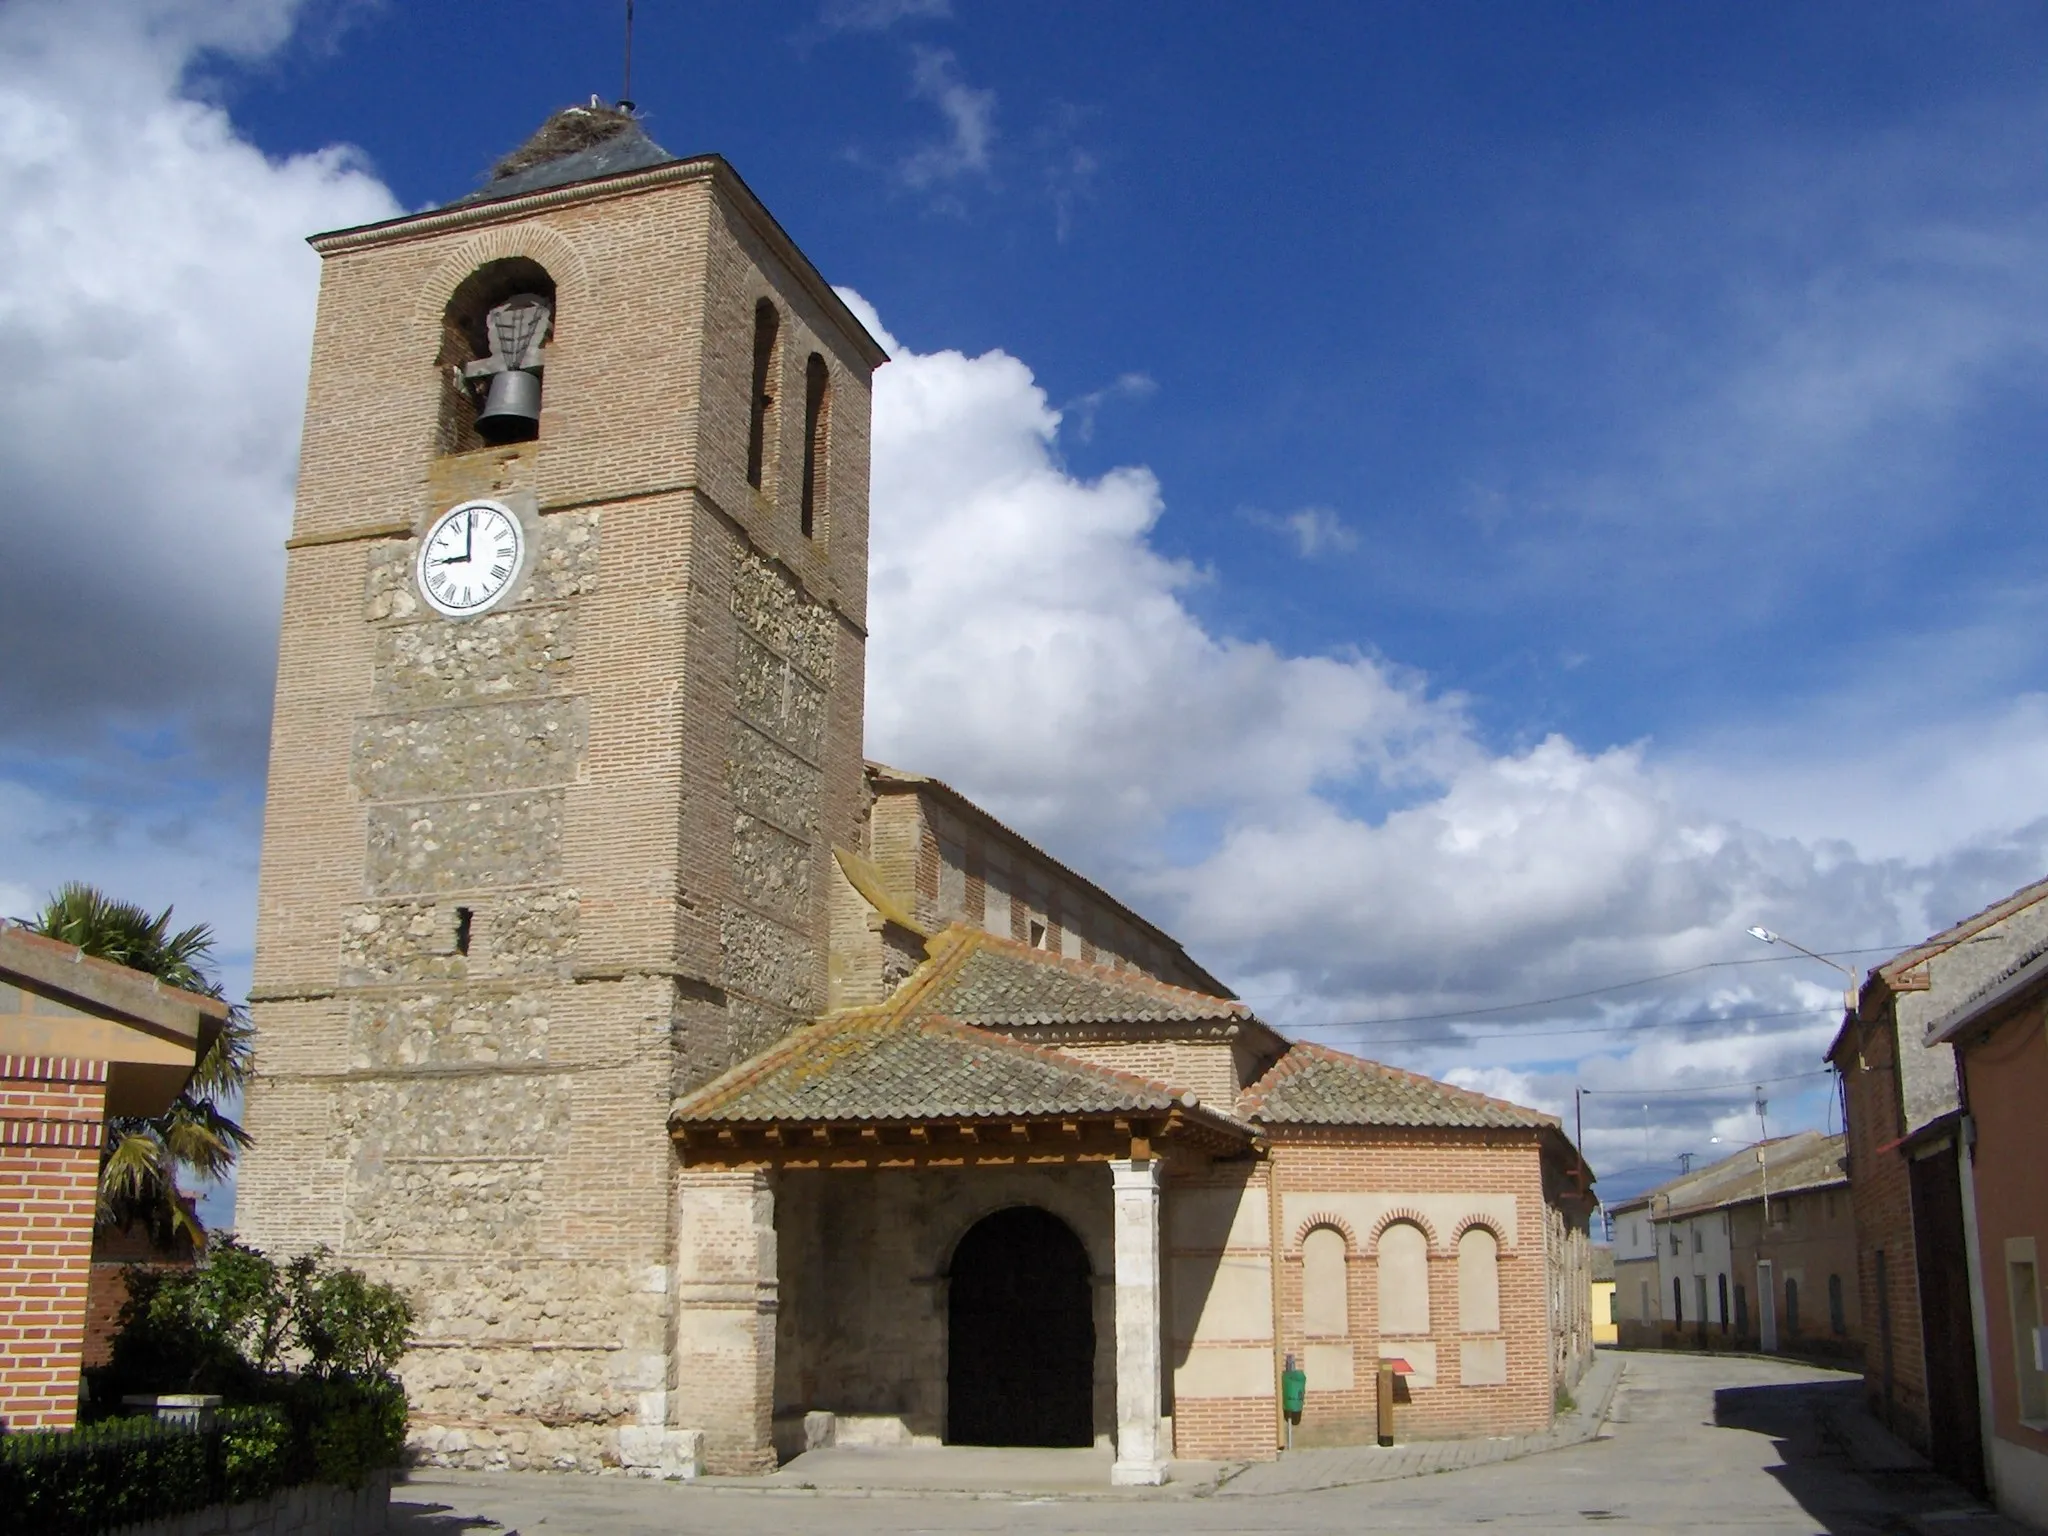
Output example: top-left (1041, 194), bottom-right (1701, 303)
top-left (947, 1206), bottom-right (1095, 1446)
top-left (1909, 1143), bottom-right (1986, 1495)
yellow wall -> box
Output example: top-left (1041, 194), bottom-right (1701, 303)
top-left (1592, 1280), bottom-right (1618, 1344)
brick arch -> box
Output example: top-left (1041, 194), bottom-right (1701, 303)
top-left (412, 224), bottom-right (590, 330)
top-left (1365, 1208), bottom-right (1438, 1255)
top-left (1289, 1212), bottom-right (1360, 1255)
top-left (1450, 1213), bottom-right (1511, 1254)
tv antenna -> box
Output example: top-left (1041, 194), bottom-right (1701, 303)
top-left (620, 0), bottom-right (637, 112)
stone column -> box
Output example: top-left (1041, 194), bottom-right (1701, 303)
top-left (668, 1169), bottom-right (778, 1474)
top-left (1109, 1157), bottom-right (1166, 1485)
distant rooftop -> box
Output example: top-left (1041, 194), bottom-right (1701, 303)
top-left (451, 103), bottom-right (676, 207)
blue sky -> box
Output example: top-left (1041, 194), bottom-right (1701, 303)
top-left (5, 0), bottom-right (2048, 1214)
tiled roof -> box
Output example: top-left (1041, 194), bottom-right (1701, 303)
top-left (904, 927), bottom-right (1249, 1030)
top-left (1643, 1131), bottom-right (1846, 1219)
top-left (1238, 1041), bottom-right (1557, 1130)
top-left (1876, 874), bottom-right (2048, 984)
top-left (1925, 935), bottom-right (2048, 1046)
top-left (671, 1008), bottom-right (1198, 1125)
top-left (673, 926), bottom-right (1253, 1131)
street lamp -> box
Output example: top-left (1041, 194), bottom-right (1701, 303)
top-left (1746, 926), bottom-right (1860, 1012)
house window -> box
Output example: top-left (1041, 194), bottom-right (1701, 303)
top-left (1673, 1276), bottom-right (1684, 1327)
top-left (1458, 1227), bottom-right (1500, 1334)
top-left (746, 298), bottom-right (780, 492)
top-left (2010, 1252), bottom-right (2047, 1423)
top-left (1303, 1226), bottom-right (1349, 1338)
top-left (1639, 1279), bottom-right (1650, 1322)
top-left (1669, 1230), bottom-right (1681, 1257)
top-left (1029, 919), bottom-right (1048, 949)
top-left (1692, 1226), bottom-right (1703, 1255)
top-left (800, 352), bottom-right (829, 539)
top-left (1828, 1273), bottom-right (1847, 1336)
top-left (1376, 1222), bottom-right (1429, 1336)
top-left (1696, 1275), bottom-right (1709, 1332)
top-left (1718, 1273), bottom-right (1729, 1332)
top-left (1785, 1276), bottom-right (1801, 1337)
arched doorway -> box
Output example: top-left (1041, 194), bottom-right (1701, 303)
top-left (946, 1205), bottom-right (1095, 1446)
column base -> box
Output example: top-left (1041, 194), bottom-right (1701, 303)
top-left (1111, 1458), bottom-right (1167, 1486)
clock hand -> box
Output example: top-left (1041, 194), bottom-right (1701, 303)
top-left (463, 511), bottom-right (475, 564)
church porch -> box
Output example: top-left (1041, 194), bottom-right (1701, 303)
top-left (671, 1111), bottom-right (1246, 1484)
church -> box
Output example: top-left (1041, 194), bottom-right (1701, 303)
top-left (235, 107), bottom-right (1594, 1483)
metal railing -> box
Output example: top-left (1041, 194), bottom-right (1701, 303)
top-left (0, 1408), bottom-right (285, 1535)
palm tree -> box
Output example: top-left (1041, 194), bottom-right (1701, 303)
top-left (24, 883), bottom-right (253, 1245)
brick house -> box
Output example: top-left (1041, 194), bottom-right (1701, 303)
top-left (1925, 933), bottom-right (2048, 1526)
top-left (1827, 876), bottom-right (2048, 1495)
top-left (1606, 1133), bottom-right (1856, 1361)
top-left (232, 106), bottom-right (1591, 1483)
top-left (0, 925), bottom-right (224, 1429)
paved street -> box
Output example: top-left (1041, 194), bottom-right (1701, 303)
top-left (390, 1353), bottom-right (2026, 1534)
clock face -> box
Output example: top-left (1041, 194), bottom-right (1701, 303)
top-left (416, 500), bottom-right (525, 617)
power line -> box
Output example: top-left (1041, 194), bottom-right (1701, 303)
top-left (1580, 1068), bottom-right (1835, 1096)
top-left (1305, 1004), bottom-right (1834, 1048)
top-left (1239, 944), bottom-right (1911, 1026)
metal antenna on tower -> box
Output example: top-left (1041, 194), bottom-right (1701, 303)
top-left (620, 0), bottom-right (637, 112)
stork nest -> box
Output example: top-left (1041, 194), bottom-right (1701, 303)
top-left (492, 105), bottom-right (637, 179)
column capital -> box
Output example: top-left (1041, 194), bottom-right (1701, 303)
top-left (1109, 1157), bottom-right (1162, 1191)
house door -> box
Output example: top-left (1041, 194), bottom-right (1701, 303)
top-left (1757, 1261), bottom-right (1778, 1352)
top-left (1909, 1142), bottom-right (1986, 1496)
top-left (947, 1206), bottom-right (1095, 1446)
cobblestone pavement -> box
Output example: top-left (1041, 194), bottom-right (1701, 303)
top-left (390, 1352), bottom-right (2031, 1533)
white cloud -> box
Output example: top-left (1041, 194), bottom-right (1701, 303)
top-left (1061, 371), bottom-right (1155, 444)
top-left (1250, 505), bottom-right (1358, 559)
top-left (899, 46), bottom-right (995, 190)
top-left (0, 0), bottom-right (399, 768)
top-left (3, 0), bottom-right (2040, 1215)
top-left (820, 0), bottom-right (950, 31)
top-left (0, 0), bottom-right (396, 953)
top-left (845, 287), bottom-right (2044, 1189)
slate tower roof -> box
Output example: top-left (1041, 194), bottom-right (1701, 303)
top-left (453, 104), bottom-right (676, 207)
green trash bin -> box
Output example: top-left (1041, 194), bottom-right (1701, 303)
top-left (1281, 1362), bottom-right (1306, 1415)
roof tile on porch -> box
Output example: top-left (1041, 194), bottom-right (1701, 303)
top-left (1239, 1041), bottom-right (1557, 1130)
top-left (671, 1009), bottom-right (1200, 1126)
top-left (902, 927), bottom-right (1251, 1029)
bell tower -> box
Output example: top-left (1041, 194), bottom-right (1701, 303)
top-left (236, 109), bottom-right (885, 1470)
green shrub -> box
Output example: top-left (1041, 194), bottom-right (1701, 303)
top-left (221, 1406), bottom-right (292, 1503)
top-left (290, 1377), bottom-right (410, 1489)
top-left (286, 1252), bottom-right (412, 1378)
top-left (0, 1409), bottom-right (288, 1534)
top-left (93, 1239), bottom-right (414, 1408)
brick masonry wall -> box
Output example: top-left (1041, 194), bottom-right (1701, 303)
top-left (1269, 1131), bottom-right (1554, 1448)
top-left (237, 163), bottom-right (877, 1472)
top-left (0, 1057), bottom-right (107, 1430)
top-left (1164, 1130), bottom-right (1568, 1461)
top-left (1836, 1010), bottom-right (1932, 1452)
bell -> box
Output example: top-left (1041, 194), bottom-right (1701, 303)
top-left (475, 368), bottom-right (542, 444)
